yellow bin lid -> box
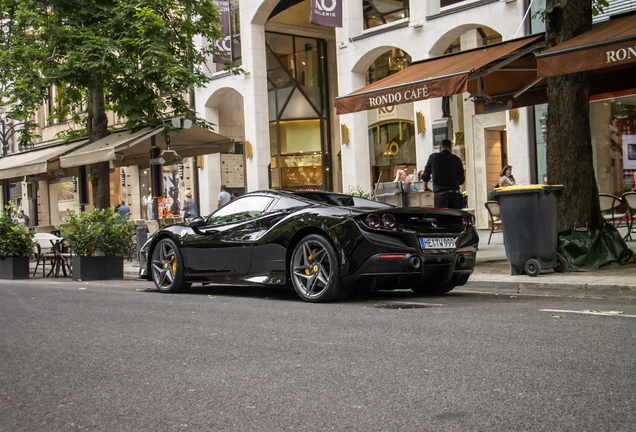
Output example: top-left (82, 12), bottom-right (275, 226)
top-left (492, 184), bottom-right (565, 195)
top-left (494, 184), bottom-right (548, 192)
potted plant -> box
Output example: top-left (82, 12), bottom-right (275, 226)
top-left (0, 206), bottom-right (34, 279)
top-left (60, 207), bottom-right (135, 281)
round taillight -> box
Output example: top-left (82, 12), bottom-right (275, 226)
top-left (462, 215), bottom-right (475, 229)
top-left (365, 214), bottom-right (381, 228)
top-left (381, 213), bottom-right (396, 228)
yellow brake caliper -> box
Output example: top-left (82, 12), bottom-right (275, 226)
top-left (305, 248), bottom-right (318, 275)
top-left (172, 257), bottom-right (177, 274)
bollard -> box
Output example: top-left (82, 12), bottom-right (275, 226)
top-left (136, 224), bottom-right (148, 263)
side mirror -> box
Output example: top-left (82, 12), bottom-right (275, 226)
top-left (186, 217), bottom-right (206, 228)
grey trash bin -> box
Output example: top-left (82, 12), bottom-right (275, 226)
top-left (490, 185), bottom-right (565, 277)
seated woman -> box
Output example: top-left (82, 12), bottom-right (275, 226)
top-left (394, 168), bottom-right (412, 183)
top-left (499, 165), bottom-right (516, 187)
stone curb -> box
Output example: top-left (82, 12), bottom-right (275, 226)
top-left (461, 280), bottom-right (636, 299)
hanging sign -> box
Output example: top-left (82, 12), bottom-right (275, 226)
top-left (213, 0), bottom-right (232, 63)
top-left (309, 0), bottom-right (342, 28)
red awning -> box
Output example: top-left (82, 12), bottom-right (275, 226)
top-left (537, 14), bottom-right (636, 77)
top-left (335, 34), bottom-right (544, 115)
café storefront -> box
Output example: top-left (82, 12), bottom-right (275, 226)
top-left (0, 123), bottom-right (234, 228)
top-left (536, 13), bottom-right (636, 194)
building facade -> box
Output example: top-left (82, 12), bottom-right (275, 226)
top-left (3, 0), bottom-right (634, 228)
top-left (196, 0), bottom-right (534, 227)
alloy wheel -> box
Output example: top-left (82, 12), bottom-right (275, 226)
top-left (152, 241), bottom-right (177, 290)
top-left (291, 239), bottom-right (332, 299)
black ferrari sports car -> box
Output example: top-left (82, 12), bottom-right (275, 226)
top-left (139, 190), bottom-right (478, 302)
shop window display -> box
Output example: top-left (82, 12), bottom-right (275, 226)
top-left (266, 32), bottom-right (330, 191)
top-left (49, 178), bottom-right (77, 224)
top-left (139, 164), bottom-right (183, 219)
top-left (591, 93), bottom-right (636, 194)
top-left (368, 121), bottom-right (416, 188)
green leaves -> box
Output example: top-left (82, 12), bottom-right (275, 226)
top-left (1, 0), bottom-right (236, 143)
top-left (0, 206), bottom-right (34, 258)
top-left (346, 186), bottom-right (372, 200)
top-left (592, 0), bottom-right (609, 16)
top-left (60, 207), bottom-right (135, 257)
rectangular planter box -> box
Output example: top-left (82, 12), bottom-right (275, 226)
top-left (72, 256), bottom-right (124, 281)
top-left (0, 256), bottom-right (30, 279)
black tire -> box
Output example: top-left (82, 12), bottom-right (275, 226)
top-left (555, 254), bottom-right (569, 273)
top-left (151, 238), bottom-right (190, 293)
top-left (525, 259), bottom-right (541, 277)
top-left (290, 234), bottom-right (348, 302)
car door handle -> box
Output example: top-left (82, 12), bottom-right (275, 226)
top-left (194, 228), bottom-right (219, 235)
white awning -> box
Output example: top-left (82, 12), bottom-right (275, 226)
top-left (59, 124), bottom-right (235, 169)
top-left (0, 139), bottom-right (89, 180)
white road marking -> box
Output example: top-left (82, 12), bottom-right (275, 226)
top-left (540, 309), bottom-right (636, 318)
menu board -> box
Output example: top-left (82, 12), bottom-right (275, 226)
top-left (221, 154), bottom-right (245, 187)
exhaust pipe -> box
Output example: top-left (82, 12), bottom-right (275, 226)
top-left (407, 255), bottom-right (421, 271)
top-left (456, 254), bottom-right (466, 268)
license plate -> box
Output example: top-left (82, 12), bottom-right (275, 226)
top-left (419, 237), bottom-right (457, 249)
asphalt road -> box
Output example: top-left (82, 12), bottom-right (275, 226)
top-left (1, 279), bottom-right (635, 431)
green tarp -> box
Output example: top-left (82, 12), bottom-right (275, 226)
top-left (558, 223), bottom-right (635, 272)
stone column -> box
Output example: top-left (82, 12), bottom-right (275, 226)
top-left (414, 99), bottom-right (441, 175)
top-left (241, 22), bottom-right (270, 192)
top-left (340, 111), bottom-right (372, 193)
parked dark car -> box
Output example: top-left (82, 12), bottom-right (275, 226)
top-left (139, 190), bottom-right (478, 302)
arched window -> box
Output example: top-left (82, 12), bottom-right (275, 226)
top-left (367, 49), bottom-right (411, 85)
top-left (363, 0), bottom-right (409, 30)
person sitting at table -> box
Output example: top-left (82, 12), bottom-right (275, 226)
top-left (393, 168), bottom-right (412, 183)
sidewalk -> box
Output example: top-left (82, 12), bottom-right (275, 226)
top-left (466, 228), bottom-right (636, 298)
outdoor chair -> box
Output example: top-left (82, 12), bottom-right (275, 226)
top-left (32, 242), bottom-right (57, 278)
top-left (622, 192), bottom-right (636, 241)
top-left (32, 233), bottom-right (71, 278)
top-left (598, 193), bottom-right (628, 228)
top-left (484, 201), bottom-right (502, 245)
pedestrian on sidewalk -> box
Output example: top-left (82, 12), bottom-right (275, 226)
top-left (421, 139), bottom-right (465, 208)
top-left (218, 185), bottom-right (231, 209)
top-left (182, 190), bottom-right (198, 218)
top-left (117, 200), bottom-right (130, 222)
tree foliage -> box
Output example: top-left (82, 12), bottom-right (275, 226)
top-left (1, 0), bottom-right (239, 206)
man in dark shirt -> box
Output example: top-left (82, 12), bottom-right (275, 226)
top-left (422, 139), bottom-right (465, 208)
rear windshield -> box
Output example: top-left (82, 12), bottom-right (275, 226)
top-left (295, 192), bottom-right (392, 208)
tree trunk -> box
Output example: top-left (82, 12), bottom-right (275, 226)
top-left (545, 0), bottom-right (602, 232)
top-left (87, 83), bottom-right (111, 209)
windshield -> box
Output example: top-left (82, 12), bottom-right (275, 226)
top-left (206, 196), bottom-right (274, 227)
